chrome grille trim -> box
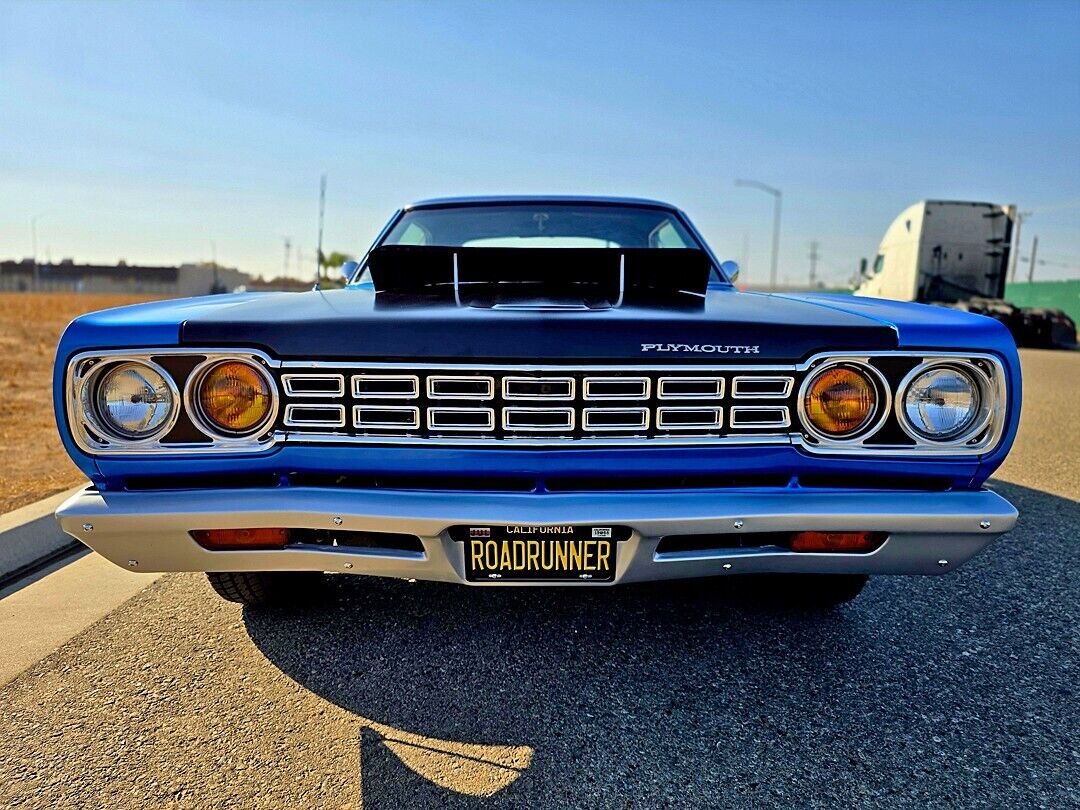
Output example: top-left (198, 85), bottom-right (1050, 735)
top-left (503, 407), bottom-right (575, 432)
top-left (283, 404), bottom-right (347, 428)
top-left (64, 350), bottom-right (1009, 455)
top-left (428, 375), bottom-right (495, 400)
top-left (656, 406), bottom-right (723, 430)
top-left (281, 373), bottom-right (345, 398)
top-left (427, 407), bottom-right (496, 431)
top-left (583, 376), bottom-right (651, 400)
top-left (731, 376), bottom-right (794, 399)
top-left (353, 405), bottom-right (421, 430)
top-left (351, 374), bottom-right (420, 399)
top-left (582, 407), bottom-right (650, 431)
top-left (729, 406), bottom-right (791, 429)
top-left (502, 376), bottom-right (575, 400)
top-left (658, 377), bottom-right (724, 399)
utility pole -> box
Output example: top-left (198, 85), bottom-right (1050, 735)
top-left (30, 212), bottom-right (50, 288)
top-left (808, 241), bottom-right (819, 287)
top-left (283, 237), bottom-right (292, 277)
top-left (316, 173), bottom-right (327, 286)
top-left (1027, 235), bottom-right (1039, 283)
top-left (735, 179), bottom-right (782, 289)
top-left (1009, 209), bottom-right (1032, 283)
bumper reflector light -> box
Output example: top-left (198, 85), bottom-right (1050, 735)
top-left (789, 531), bottom-right (885, 554)
top-left (191, 527), bottom-right (290, 549)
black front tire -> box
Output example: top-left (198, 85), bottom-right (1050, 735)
top-left (205, 571), bottom-right (325, 607)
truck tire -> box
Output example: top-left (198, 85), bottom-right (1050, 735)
top-left (205, 571), bottom-right (325, 607)
top-left (756, 574), bottom-right (869, 607)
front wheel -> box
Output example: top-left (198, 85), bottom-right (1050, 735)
top-left (753, 574), bottom-right (869, 607)
top-left (205, 571), bottom-right (326, 607)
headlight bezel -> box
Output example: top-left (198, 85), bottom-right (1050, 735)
top-left (77, 358), bottom-right (181, 445)
top-left (895, 360), bottom-right (995, 447)
top-left (67, 348), bottom-right (281, 455)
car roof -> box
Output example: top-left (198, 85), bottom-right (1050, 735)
top-left (404, 195), bottom-right (680, 211)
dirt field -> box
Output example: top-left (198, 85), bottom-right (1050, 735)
top-left (0, 293), bottom-right (157, 514)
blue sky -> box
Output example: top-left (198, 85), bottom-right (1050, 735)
top-left (1, 0), bottom-right (1078, 284)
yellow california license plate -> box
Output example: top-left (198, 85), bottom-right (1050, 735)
top-left (456, 525), bottom-right (626, 582)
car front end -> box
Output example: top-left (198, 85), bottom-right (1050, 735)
top-left (53, 197), bottom-right (1021, 604)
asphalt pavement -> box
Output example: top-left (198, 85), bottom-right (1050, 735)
top-left (1, 349), bottom-right (1077, 808)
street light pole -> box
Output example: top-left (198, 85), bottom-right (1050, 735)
top-left (735, 179), bottom-right (782, 289)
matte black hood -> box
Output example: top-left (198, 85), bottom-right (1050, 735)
top-left (179, 286), bottom-right (898, 361)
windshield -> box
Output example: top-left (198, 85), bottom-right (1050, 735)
top-left (381, 203), bottom-right (702, 250)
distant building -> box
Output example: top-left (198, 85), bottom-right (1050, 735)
top-left (244, 275), bottom-right (314, 293)
top-left (0, 259), bottom-right (249, 296)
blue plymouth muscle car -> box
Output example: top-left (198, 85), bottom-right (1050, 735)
top-left (53, 196), bottom-right (1021, 607)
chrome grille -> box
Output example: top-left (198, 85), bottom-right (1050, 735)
top-left (277, 365), bottom-right (796, 443)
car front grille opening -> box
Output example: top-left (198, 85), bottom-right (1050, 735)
top-left (282, 374), bottom-right (345, 397)
top-left (655, 531), bottom-right (887, 555)
top-left (352, 374), bottom-right (420, 398)
top-left (796, 474), bottom-right (951, 491)
top-left (582, 407), bottom-right (649, 431)
top-left (658, 377), bottom-right (723, 399)
top-left (288, 528), bottom-right (425, 554)
top-left (124, 473), bottom-right (283, 491)
top-left (655, 532), bottom-right (792, 554)
top-left (584, 377), bottom-right (650, 399)
top-left (354, 405), bottom-right (421, 429)
top-left (284, 404), bottom-right (347, 428)
top-left (504, 376), bottom-right (574, 400)
top-left (288, 473), bottom-right (538, 492)
top-left (542, 474), bottom-right (790, 492)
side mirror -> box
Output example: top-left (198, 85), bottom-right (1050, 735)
top-left (340, 260), bottom-right (360, 282)
top-left (719, 260), bottom-right (740, 284)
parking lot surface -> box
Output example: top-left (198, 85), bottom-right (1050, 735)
top-left (1, 350), bottom-right (1078, 808)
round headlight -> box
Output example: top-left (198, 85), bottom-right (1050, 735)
top-left (803, 365), bottom-right (877, 437)
top-left (195, 360), bottom-right (274, 436)
top-left (94, 362), bottom-right (176, 439)
top-left (902, 366), bottom-right (980, 440)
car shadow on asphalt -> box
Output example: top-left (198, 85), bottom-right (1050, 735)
top-left (241, 480), bottom-right (1078, 807)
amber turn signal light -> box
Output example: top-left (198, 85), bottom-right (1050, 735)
top-left (191, 528), bottom-right (290, 549)
top-left (196, 361), bottom-right (273, 435)
top-left (803, 365), bottom-right (876, 437)
top-left (789, 531), bottom-right (885, 554)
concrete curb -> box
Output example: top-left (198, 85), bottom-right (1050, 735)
top-left (0, 486), bottom-right (87, 589)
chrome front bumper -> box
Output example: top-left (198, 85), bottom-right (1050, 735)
top-left (56, 486), bottom-right (1017, 584)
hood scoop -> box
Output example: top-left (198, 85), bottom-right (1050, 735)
top-left (366, 246), bottom-right (712, 310)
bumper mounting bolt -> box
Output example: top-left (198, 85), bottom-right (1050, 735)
top-left (733, 520), bottom-right (744, 530)
top-left (82, 523), bottom-right (93, 533)
top-left (332, 516), bottom-right (343, 526)
top-left (937, 559), bottom-right (949, 567)
top-left (127, 560), bottom-right (138, 567)
top-left (979, 519), bottom-right (991, 530)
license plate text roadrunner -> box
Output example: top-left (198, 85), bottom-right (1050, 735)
top-left (454, 525), bottom-right (631, 582)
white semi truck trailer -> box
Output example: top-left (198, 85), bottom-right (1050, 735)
top-left (855, 200), bottom-right (1076, 348)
